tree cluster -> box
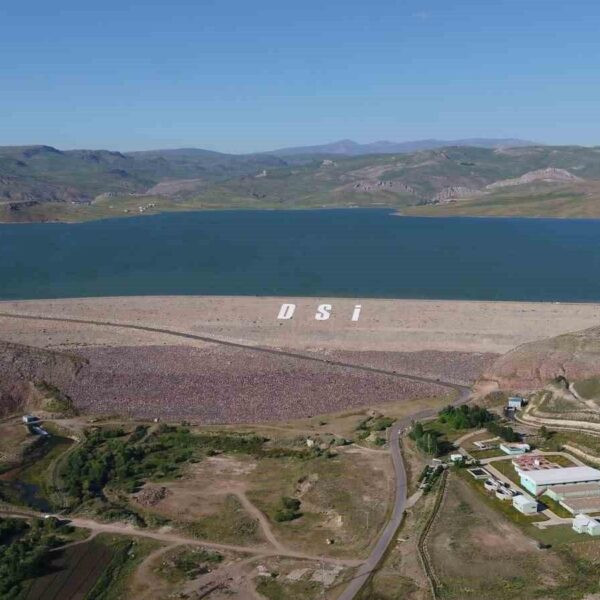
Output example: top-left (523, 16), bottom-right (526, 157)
top-left (0, 518), bottom-right (59, 598)
top-left (409, 422), bottom-right (441, 456)
top-left (274, 496), bottom-right (302, 522)
top-left (486, 420), bottom-right (520, 442)
top-left (437, 404), bottom-right (495, 430)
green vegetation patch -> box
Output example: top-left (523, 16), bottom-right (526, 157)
top-left (59, 424), bottom-right (327, 515)
top-left (0, 517), bottom-right (69, 598)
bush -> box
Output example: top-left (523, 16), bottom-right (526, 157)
top-left (274, 497), bottom-right (302, 522)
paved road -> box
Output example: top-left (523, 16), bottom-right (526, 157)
top-left (0, 310), bottom-right (471, 598)
top-left (337, 385), bottom-right (471, 600)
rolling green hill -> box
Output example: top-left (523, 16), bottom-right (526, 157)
top-left (2, 143), bottom-right (600, 222)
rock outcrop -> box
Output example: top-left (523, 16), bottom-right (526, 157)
top-left (486, 168), bottom-right (582, 190)
top-left (481, 325), bottom-right (600, 391)
top-left (0, 341), bottom-right (86, 417)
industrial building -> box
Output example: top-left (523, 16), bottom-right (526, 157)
top-left (520, 466), bottom-right (600, 496)
top-left (513, 455), bottom-right (559, 473)
top-left (545, 482), bottom-right (600, 502)
top-left (544, 482), bottom-right (600, 514)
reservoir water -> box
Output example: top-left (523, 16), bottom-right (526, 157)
top-left (2, 209), bottom-right (600, 302)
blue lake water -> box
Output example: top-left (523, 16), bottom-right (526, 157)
top-left (2, 209), bottom-right (600, 301)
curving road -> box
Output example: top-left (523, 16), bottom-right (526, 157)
top-left (0, 310), bottom-right (471, 598)
top-left (337, 385), bottom-right (470, 600)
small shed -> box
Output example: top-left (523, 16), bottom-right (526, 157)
top-left (508, 397), bottom-right (526, 410)
top-left (573, 514), bottom-right (600, 536)
top-left (513, 494), bottom-right (538, 514)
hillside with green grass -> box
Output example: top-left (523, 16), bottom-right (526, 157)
top-left (2, 143), bottom-right (600, 222)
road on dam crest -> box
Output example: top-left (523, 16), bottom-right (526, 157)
top-left (0, 310), bottom-right (470, 598)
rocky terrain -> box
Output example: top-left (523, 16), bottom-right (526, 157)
top-left (0, 341), bottom-right (85, 417)
top-left (485, 167), bottom-right (582, 190)
top-left (481, 325), bottom-right (600, 391)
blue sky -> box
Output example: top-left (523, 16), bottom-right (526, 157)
top-left (2, 0), bottom-right (599, 152)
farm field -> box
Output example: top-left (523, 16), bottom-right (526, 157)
top-left (23, 537), bottom-right (113, 600)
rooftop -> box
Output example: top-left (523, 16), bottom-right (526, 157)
top-left (513, 494), bottom-right (537, 507)
top-left (561, 497), bottom-right (600, 512)
top-left (513, 455), bottom-right (560, 471)
top-left (522, 466), bottom-right (600, 486)
top-left (547, 482), bottom-right (600, 496)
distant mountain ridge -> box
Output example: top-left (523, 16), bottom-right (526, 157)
top-left (267, 138), bottom-right (537, 156)
top-left (3, 142), bottom-right (600, 222)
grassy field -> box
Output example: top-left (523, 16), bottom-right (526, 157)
top-left (429, 473), bottom-right (600, 600)
top-left (246, 445), bottom-right (393, 558)
top-left (184, 494), bottom-right (263, 545)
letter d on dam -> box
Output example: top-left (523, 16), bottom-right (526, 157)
top-left (277, 303), bottom-right (296, 319)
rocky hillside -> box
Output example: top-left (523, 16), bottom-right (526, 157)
top-left (0, 341), bottom-right (85, 417)
top-left (2, 143), bottom-right (600, 221)
top-left (481, 325), bottom-right (600, 391)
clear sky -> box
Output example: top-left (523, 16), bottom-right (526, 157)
top-left (2, 0), bottom-right (599, 153)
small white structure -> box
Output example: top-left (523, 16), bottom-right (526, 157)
top-left (500, 443), bottom-right (530, 456)
top-left (508, 396), bottom-right (526, 410)
top-left (513, 494), bottom-right (538, 514)
top-left (22, 415), bottom-right (40, 424)
top-left (450, 453), bottom-right (463, 463)
top-left (572, 514), bottom-right (600, 536)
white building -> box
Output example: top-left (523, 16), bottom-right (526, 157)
top-left (572, 514), bottom-right (600, 536)
top-left (513, 494), bottom-right (538, 515)
top-left (520, 466), bottom-right (600, 496)
top-left (508, 396), bottom-right (526, 410)
top-left (500, 443), bottom-right (530, 456)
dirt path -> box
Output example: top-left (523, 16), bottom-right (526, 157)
top-left (0, 509), bottom-right (361, 567)
top-left (232, 491), bottom-right (286, 553)
top-left (129, 542), bottom-right (180, 599)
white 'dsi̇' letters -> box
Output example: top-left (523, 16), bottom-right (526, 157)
top-left (276, 303), bottom-right (362, 321)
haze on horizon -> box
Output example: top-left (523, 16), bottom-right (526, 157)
top-left (2, 0), bottom-right (600, 153)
